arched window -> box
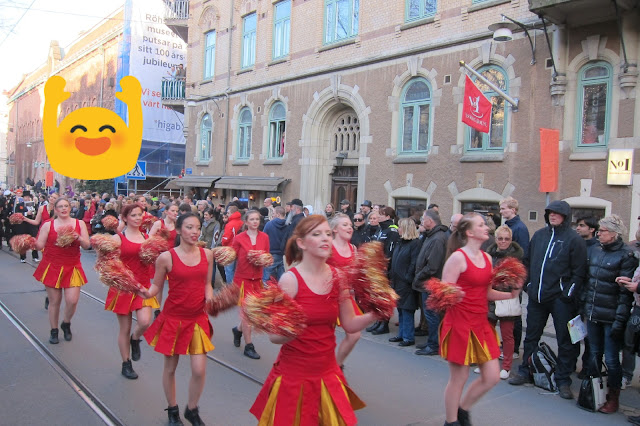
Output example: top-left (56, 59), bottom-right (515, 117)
top-left (466, 66), bottom-right (508, 152)
top-left (576, 61), bottom-right (612, 147)
top-left (399, 78), bottom-right (431, 154)
top-left (237, 107), bottom-right (252, 160)
top-left (268, 102), bottom-right (286, 158)
top-left (199, 114), bottom-right (212, 161)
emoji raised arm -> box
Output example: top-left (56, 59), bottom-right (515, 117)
top-left (115, 76), bottom-right (143, 139)
top-left (43, 76), bottom-right (71, 132)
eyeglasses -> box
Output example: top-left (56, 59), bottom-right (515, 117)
top-left (354, 218), bottom-right (364, 222)
top-left (496, 237), bottom-right (512, 241)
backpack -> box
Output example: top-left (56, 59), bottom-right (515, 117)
top-left (528, 341), bottom-right (558, 392)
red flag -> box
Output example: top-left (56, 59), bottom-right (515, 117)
top-left (539, 128), bottom-right (559, 192)
top-left (45, 171), bottom-right (54, 187)
top-left (462, 75), bottom-right (492, 134)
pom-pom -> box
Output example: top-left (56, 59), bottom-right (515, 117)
top-left (90, 234), bottom-right (119, 260)
top-left (9, 213), bottom-right (24, 224)
top-left (424, 278), bottom-right (465, 312)
top-left (95, 258), bottom-right (139, 293)
top-left (141, 215), bottom-right (157, 232)
top-left (490, 257), bottom-right (527, 291)
top-left (348, 242), bottom-right (399, 320)
top-left (206, 285), bottom-right (241, 317)
top-left (139, 236), bottom-right (171, 265)
top-left (55, 225), bottom-right (77, 247)
top-left (242, 283), bottom-right (307, 338)
top-left (9, 235), bottom-right (36, 255)
top-left (156, 228), bottom-right (171, 241)
top-left (211, 246), bottom-right (237, 266)
top-left (101, 215), bottom-right (119, 232)
top-left (196, 241), bottom-right (207, 248)
top-left (247, 250), bottom-right (274, 267)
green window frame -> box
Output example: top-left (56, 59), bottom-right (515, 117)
top-left (268, 102), bottom-right (286, 159)
top-left (203, 31), bottom-right (216, 80)
top-left (324, 0), bottom-right (359, 45)
top-left (576, 61), bottom-right (612, 148)
top-left (399, 78), bottom-right (432, 155)
top-left (465, 65), bottom-right (508, 152)
top-left (273, 0), bottom-right (291, 60)
top-left (241, 13), bottom-right (257, 69)
top-left (405, 0), bottom-right (437, 22)
top-left (199, 114), bottom-right (212, 161)
top-left (237, 108), bottom-right (252, 160)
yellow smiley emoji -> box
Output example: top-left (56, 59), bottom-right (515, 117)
top-left (43, 75), bottom-right (143, 179)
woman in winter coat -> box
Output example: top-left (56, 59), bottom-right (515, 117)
top-left (389, 218), bottom-right (421, 346)
top-left (199, 208), bottom-right (219, 250)
top-left (582, 215), bottom-right (638, 414)
top-left (483, 225), bottom-right (524, 380)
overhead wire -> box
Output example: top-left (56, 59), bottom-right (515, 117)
top-left (0, 0), bottom-right (37, 48)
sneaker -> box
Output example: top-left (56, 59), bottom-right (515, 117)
top-left (244, 343), bottom-right (260, 360)
top-left (184, 405), bottom-right (204, 425)
top-left (508, 373), bottom-right (532, 386)
top-left (33, 257), bottom-right (40, 263)
top-left (232, 326), bottom-right (243, 348)
top-left (121, 359), bottom-right (138, 380)
top-left (558, 384), bottom-right (573, 399)
top-left (473, 367), bottom-right (480, 374)
top-left (20, 259), bottom-right (26, 263)
top-left (513, 352), bottom-right (520, 359)
top-left (499, 352), bottom-right (504, 360)
top-left (500, 369), bottom-right (510, 380)
top-left (622, 376), bottom-right (632, 390)
top-left (415, 346), bottom-right (439, 356)
top-left (49, 328), bottom-right (59, 344)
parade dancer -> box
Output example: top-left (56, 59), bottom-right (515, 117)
top-left (250, 215), bottom-right (378, 425)
top-left (149, 202), bottom-right (179, 318)
top-left (439, 213), bottom-right (520, 426)
top-left (140, 212), bottom-right (214, 426)
top-left (104, 204), bottom-right (159, 380)
top-left (231, 209), bottom-right (269, 360)
top-left (33, 197), bottom-right (90, 344)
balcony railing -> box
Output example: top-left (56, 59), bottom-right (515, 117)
top-left (163, 0), bottom-right (189, 20)
top-left (162, 77), bottom-right (186, 100)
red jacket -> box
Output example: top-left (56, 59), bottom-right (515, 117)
top-left (82, 202), bottom-right (96, 234)
top-left (232, 231), bottom-right (270, 281)
top-left (221, 211), bottom-right (243, 246)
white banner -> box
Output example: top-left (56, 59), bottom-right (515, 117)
top-left (129, 0), bottom-right (186, 144)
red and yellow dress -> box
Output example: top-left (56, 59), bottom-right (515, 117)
top-left (232, 231), bottom-right (269, 301)
top-left (144, 248), bottom-right (213, 355)
top-left (160, 220), bottom-right (178, 246)
top-left (104, 233), bottom-right (159, 314)
top-left (327, 243), bottom-right (362, 320)
top-left (33, 220), bottom-right (87, 289)
top-left (439, 249), bottom-right (501, 365)
top-left (250, 267), bottom-right (365, 426)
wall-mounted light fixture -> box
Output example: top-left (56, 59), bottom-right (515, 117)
top-left (489, 15), bottom-right (536, 65)
top-left (335, 151), bottom-right (347, 167)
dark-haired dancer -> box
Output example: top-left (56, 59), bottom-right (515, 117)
top-left (149, 202), bottom-right (179, 318)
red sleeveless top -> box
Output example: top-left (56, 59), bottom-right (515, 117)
top-left (163, 248), bottom-right (208, 318)
top-left (161, 219), bottom-right (178, 246)
top-left (455, 249), bottom-right (493, 314)
top-left (41, 220), bottom-right (82, 265)
top-left (327, 243), bottom-right (355, 269)
top-left (119, 232), bottom-right (152, 289)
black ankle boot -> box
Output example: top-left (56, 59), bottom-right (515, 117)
top-left (372, 321), bottom-right (390, 335)
top-left (366, 321), bottom-right (381, 332)
top-left (60, 321), bottom-right (72, 341)
top-left (232, 326), bottom-right (243, 348)
top-left (244, 343), bottom-right (260, 359)
top-left (121, 359), bottom-right (138, 380)
top-left (184, 405), bottom-right (205, 425)
top-left (130, 335), bottom-right (141, 361)
top-left (44, 297), bottom-right (49, 310)
top-left (458, 407), bottom-right (472, 426)
top-left (166, 405), bottom-right (184, 426)
top-left (49, 328), bottom-right (59, 344)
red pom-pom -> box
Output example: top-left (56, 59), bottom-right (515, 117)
top-left (242, 283), bottom-right (307, 338)
top-left (424, 278), bottom-right (465, 312)
top-left (95, 258), bottom-right (139, 293)
top-left (90, 234), bottom-right (119, 260)
top-left (101, 215), bottom-right (119, 232)
top-left (156, 228), bottom-right (171, 241)
top-left (247, 250), bottom-right (274, 267)
top-left (9, 213), bottom-right (24, 224)
top-left (9, 235), bottom-right (36, 255)
top-left (196, 241), bottom-right (207, 248)
top-left (55, 225), bottom-right (77, 247)
top-left (211, 246), bottom-right (237, 266)
top-left (141, 215), bottom-right (157, 232)
top-left (490, 257), bottom-right (527, 291)
top-left (206, 285), bottom-right (241, 317)
top-left (348, 242), bottom-right (398, 320)
top-left (139, 236), bottom-right (171, 265)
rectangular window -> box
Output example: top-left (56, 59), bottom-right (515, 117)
top-left (238, 127), bottom-right (251, 159)
top-left (203, 31), bottom-right (216, 79)
top-left (242, 13), bottom-right (257, 69)
top-left (269, 121), bottom-right (286, 158)
top-left (273, 1), bottom-right (291, 59)
top-left (579, 83), bottom-right (607, 146)
top-left (406, 0), bottom-right (437, 22)
top-left (324, 0), bottom-right (359, 44)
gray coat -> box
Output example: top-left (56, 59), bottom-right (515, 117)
top-left (412, 224), bottom-right (449, 292)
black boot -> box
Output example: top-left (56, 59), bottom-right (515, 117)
top-left (49, 328), bottom-right (59, 344)
top-left (244, 343), bottom-right (260, 359)
top-left (154, 309), bottom-right (161, 319)
top-left (60, 321), bottom-right (72, 341)
top-left (232, 326), bottom-right (243, 348)
top-left (130, 335), bottom-right (141, 361)
top-left (121, 359), bottom-right (138, 380)
top-left (166, 405), bottom-right (184, 426)
top-left (44, 297), bottom-right (49, 310)
top-left (366, 321), bottom-right (381, 332)
top-left (458, 407), bottom-right (472, 426)
top-left (372, 321), bottom-right (390, 335)
top-left (184, 405), bottom-right (205, 425)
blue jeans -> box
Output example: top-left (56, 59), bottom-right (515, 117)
top-left (421, 292), bottom-right (440, 349)
top-left (262, 254), bottom-right (285, 282)
top-left (397, 309), bottom-right (415, 342)
top-left (587, 321), bottom-right (623, 389)
top-left (224, 260), bottom-right (236, 284)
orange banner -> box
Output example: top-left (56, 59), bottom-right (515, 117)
top-left (539, 128), bottom-right (559, 192)
top-left (45, 171), bottom-right (54, 187)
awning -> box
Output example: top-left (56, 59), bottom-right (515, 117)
top-left (164, 176), bottom-right (220, 189)
top-left (214, 176), bottom-right (289, 192)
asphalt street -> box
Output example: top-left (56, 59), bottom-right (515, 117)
top-left (0, 245), bottom-right (637, 425)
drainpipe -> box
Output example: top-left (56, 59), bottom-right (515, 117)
top-left (222, 0), bottom-right (234, 177)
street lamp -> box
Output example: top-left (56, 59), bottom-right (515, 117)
top-left (488, 15), bottom-right (536, 65)
top-left (335, 152), bottom-right (347, 167)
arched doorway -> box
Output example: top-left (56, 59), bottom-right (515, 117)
top-left (330, 111), bottom-right (360, 207)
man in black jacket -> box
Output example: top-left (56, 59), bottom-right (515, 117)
top-left (280, 199), bottom-right (305, 258)
top-left (509, 200), bottom-right (587, 400)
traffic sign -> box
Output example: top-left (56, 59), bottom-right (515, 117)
top-left (126, 161), bottom-right (147, 180)
top-left (186, 168), bottom-right (192, 175)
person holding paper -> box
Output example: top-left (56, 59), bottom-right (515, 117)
top-left (582, 215), bottom-right (638, 414)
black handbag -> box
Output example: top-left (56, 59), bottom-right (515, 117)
top-left (577, 363), bottom-right (608, 412)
